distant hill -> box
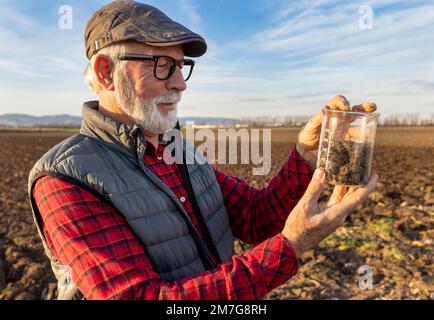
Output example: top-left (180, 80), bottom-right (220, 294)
top-left (178, 117), bottom-right (240, 125)
top-left (0, 114), bottom-right (82, 127)
top-left (0, 114), bottom-right (240, 127)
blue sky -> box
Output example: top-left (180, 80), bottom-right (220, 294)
top-left (0, 0), bottom-right (434, 118)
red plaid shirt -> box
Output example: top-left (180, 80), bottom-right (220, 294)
top-left (33, 142), bottom-right (312, 300)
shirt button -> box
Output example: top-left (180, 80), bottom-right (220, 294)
top-left (180, 196), bottom-right (186, 203)
top-left (157, 156), bottom-right (162, 161)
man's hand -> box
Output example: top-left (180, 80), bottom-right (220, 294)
top-left (282, 168), bottom-right (378, 258)
top-left (296, 95), bottom-right (377, 170)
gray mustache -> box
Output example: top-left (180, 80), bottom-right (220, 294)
top-left (154, 92), bottom-right (181, 104)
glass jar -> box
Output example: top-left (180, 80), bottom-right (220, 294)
top-left (316, 108), bottom-right (380, 186)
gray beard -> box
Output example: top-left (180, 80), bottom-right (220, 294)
top-left (114, 66), bottom-right (180, 134)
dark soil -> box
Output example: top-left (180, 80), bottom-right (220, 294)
top-left (325, 140), bottom-right (372, 186)
top-left (0, 128), bottom-right (433, 300)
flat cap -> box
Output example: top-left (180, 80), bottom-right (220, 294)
top-left (85, 0), bottom-right (207, 59)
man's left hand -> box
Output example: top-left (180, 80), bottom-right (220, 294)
top-left (296, 95), bottom-right (377, 171)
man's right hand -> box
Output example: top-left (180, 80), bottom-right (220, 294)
top-left (282, 169), bottom-right (378, 258)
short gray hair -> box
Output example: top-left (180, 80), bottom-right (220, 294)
top-left (84, 43), bottom-right (127, 94)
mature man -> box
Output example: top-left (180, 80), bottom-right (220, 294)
top-left (28, 0), bottom-right (377, 300)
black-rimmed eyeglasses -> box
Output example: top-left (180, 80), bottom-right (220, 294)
top-left (117, 53), bottom-right (195, 82)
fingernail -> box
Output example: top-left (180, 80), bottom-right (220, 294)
top-left (314, 169), bottom-right (324, 180)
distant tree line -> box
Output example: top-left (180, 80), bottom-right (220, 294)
top-left (240, 113), bottom-right (434, 127)
top-left (379, 113), bottom-right (434, 126)
top-left (1, 113), bottom-right (433, 129)
top-left (240, 115), bottom-right (311, 127)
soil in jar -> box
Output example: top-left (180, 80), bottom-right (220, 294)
top-left (325, 140), bottom-right (372, 185)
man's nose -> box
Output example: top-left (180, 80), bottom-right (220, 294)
top-left (167, 66), bottom-right (187, 92)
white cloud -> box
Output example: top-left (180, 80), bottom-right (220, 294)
top-left (0, 59), bottom-right (46, 77)
top-left (178, 0), bottom-right (203, 32)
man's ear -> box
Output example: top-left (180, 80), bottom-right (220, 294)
top-left (93, 54), bottom-right (115, 91)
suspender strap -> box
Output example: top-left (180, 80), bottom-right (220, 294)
top-left (175, 121), bottom-right (222, 268)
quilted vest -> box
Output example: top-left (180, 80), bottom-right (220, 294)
top-left (28, 101), bottom-right (235, 299)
